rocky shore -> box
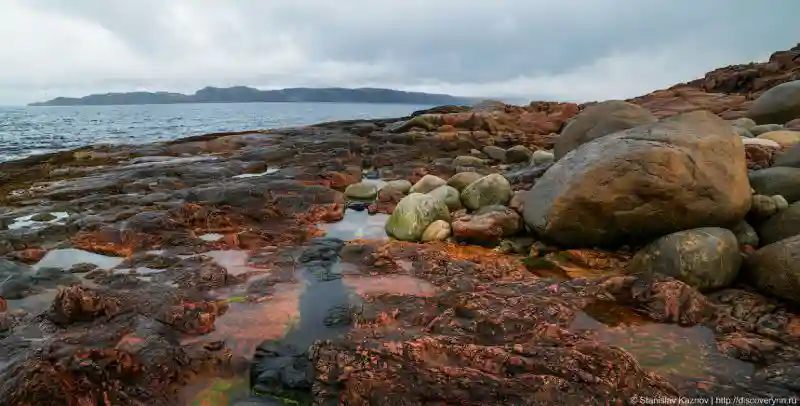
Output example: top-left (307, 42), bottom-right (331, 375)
top-left (1, 45), bottom-right (799, 405)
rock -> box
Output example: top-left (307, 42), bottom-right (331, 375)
top-left (523, 111), bottom-right (751, 248)
top-left (730, 117), bottom-right (757, 129)
top-left (409, 175), bottom-right (447, 194)
top-left (385, 193), bottom-right (451, 241)
top-left (383, 179), bottom-right (412, 194)
top-left (531, 150), bottom-right (555, 165)
top-left (505, 145), bottom-right (533, 164)
top-left (749, 194), bottom-right (787, 218)
top-left (446, 172), bottom-right (483, 192)
top-left (746, 80), bottom-right (800, 125)
top-left (774, 143), bottom-right (800, 167)
top-left (451, 205), bottom-right (521, 244)
top-left (344, 182), bottom-right (378, 200)
top-left (30, 212), bottom-right (56, 222)
top-left (508, 191), bottom-right (525, 214)
top-left (757, 130), bottom-right (800, 148)
top-left (350, 122), bottom-right (377, 136)
top-left (482, 146), bottom-right (507, 162)
top-left (786, 118), bottom-right (800, 131)
top-left (745, 234), bottom-right (800, 304)
top-left (744, 143), bottom-right (779, 170)
top-left (750, 124), bottom-right (785, 136)
top-left (553, 100), bottom-right (657, 160)
top-left (749, 167), bottom-right (800, 203)
top-left (250, 340), bottom-right (313, 396)
top-left (731, 221), bottom-right (759, 248)
top-left (628, 227), bottom-right (741, 292)
top-left (421, 220), bottom-right (451, 242)
top-left (733, 126), bottom-right (754, 138)
top-left (452, 155), bottom-right (487, 168)
top-left (427, 185), bottom-right (462, 211)
top-left (742, 138), bottom-right (781, 148)
top-left (460, 174), bottom-right (513, 211)
top-left (757, 201), bottom-right (800, 245)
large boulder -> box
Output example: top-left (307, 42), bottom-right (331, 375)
top-left (746, 80), bottom-right (800, 125)
top-left (745, 234), bottom-right (800, 304)
top-left (757, 201), bottom-right (800, 245)
top-left (627, 227), bottom-right (741, 292)
top-left (385, 193), bottom-right (450, 242)
top-left (553, 100), bottom-right (657, 160)
top-left (749, 167), bottom-right (800, 203)
top-left (460, 174), bottom-right (513, 211)
top-left (523, 111), bottom-right (752, 248)
top-left (344, 182), bottom-right (378, 200)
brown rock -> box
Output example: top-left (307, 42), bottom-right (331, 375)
top-left (744, 143), bottom-right (779, 170)
top-left (554, 100), bottom-right (657, 160)
top-left (523, 111), bottom-right (751, 248)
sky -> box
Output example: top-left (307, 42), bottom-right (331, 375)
top-left (1, 0), bottom-right (799, 105)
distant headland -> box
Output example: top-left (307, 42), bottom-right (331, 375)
top-left (28, 86), bottom-right (480, 107)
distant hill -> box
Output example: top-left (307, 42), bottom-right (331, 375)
top-left (28, 86), bottom-right (480, 107)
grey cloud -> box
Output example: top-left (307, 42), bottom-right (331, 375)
top-left (2, 0), bottom-right (800, 105)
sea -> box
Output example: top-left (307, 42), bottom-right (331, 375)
top-left (0, 102), bottom-right (432, 163)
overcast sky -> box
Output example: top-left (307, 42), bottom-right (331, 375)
top-left (2, 0), bottom-right (799, 105)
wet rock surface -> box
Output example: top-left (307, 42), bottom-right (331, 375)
top-left (2, 44), bottom-right (800, 405)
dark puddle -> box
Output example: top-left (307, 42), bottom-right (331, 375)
top-left (571, 301), bottom-right (756, 388)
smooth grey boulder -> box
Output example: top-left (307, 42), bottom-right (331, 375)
top-left (757, 201), bottom-right (800, 245)
top-left (749, 167), bottom-right (800, 203)
top-left (746, 80), bottom-right (800, 125)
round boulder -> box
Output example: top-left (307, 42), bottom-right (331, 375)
top-left (774, 143), bottom-right (800, 168)
top-left (757, 130), bottom-right (800, 148)
top-left (452, 156), bottom-right (487, 168)
top-left (532, 150), bottom-right (555, 165)
top-left (409, 175), bottom-right (447, 194)
top-left (746, 80), bottom-right (800, 125)
top-left (523, 111), bottom-right (752, 248)
top-left (749, 167), bottom-right (800, 203)
top-left (745, 234), bottom-right (800, 304)
top-left (344, 182), bottom-right (378, 200)
top-left (757, 201), bottom-right (800, 245)
top-left (447, 172), bottom-right (483, 192)
top-left (627, 227), bottom-right (741, 292)
top-left (482, 146), bottom-right (507, 162)
top-left (382, 179), bottom-right (412, 194)
top-left (553, 100), bottom-right (657, 160)
top-left (460, 174), bottom-right (513, 211)
top-left (421, 220), bottom-right (451, 242)
top-left (451, 205), bottom-right (521, 244)
top-left (385, 193), bottom-right (451, 242)
top-left (427, 185), bottom-right (463, 211)
top-left (506, 145), bottom-right (534, 164)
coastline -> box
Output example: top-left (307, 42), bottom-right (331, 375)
top-left (0, 45), bottom-right (799, 405)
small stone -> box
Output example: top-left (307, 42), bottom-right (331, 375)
top-left (531, 150), bottom-right (555, 165)
top-left (751, 194), bottom-right (781, 217)
top-left (460, 174), bottom-right (513, 211)
top-left (773, 194), bottom-right (789, 210)
top-left (446, 172), bottom-right (483, 192)
top-left (427, 185), bottom-right (462, 211)
top-left (409, 175), bottom-right (447, 194)
top-left (482, 146), bottom-right (507, 162)
top-left (453, 155), bottom-right (487, 167)
top-left (31, 213), bottom-right (56, 222)
top-left (742, 137), bottom-right (781, 148)
top-left (506, 145), bottom-right (534, 164)
top-left (344, 182), bottom-right (378, 200)
top-left (730, 117), bottom-right (757, 129)
top-left (69, 263), bottom-right (99, 274)
top-left (383, 179), bottom-right (412, 194)
top-left (750, 124), bottom-right (785, 136)
top-left (730, 221), bottom-right (759, 249)
top-left (421, 220), bottom-right (451, 242)
top-left (733, 126), bottom-right (754, 138)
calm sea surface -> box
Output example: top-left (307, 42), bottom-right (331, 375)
top-left (0, 102), bottom-right (431, 162)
